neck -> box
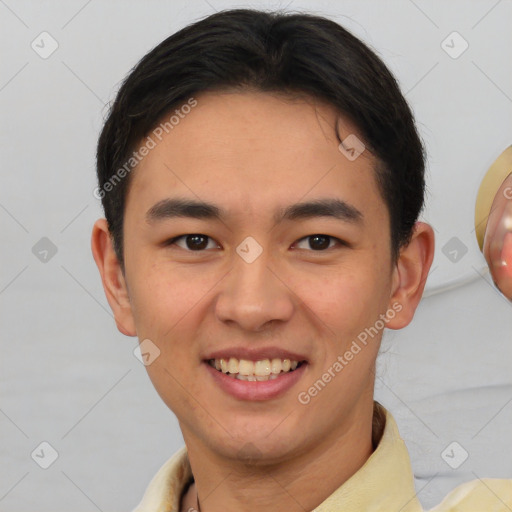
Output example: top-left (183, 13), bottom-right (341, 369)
top-left (181, 401), bottom-right (378, 512)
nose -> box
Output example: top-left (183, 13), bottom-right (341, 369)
top-left (214, 245), bottom-right (295, 332)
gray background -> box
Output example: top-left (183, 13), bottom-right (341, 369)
top-left (1, 0), bottom-right (511, 510)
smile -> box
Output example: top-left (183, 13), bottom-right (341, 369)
top-left (208, 357), bottom-right (305, 381)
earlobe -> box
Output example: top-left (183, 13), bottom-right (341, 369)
top-left (385, 222), bottom-right (435, 330)
top-left (91, 219), bottom-right (137, 336)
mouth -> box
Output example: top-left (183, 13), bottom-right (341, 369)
top-left (203, 356), bottom-right (309, 401)
top-left (207, 357), bottom-right (307, 381)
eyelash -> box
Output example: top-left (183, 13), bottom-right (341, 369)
top-left (164, 234), bottom-right (346, 252)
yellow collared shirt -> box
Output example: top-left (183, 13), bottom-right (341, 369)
top-left (132, 404), bottom-right (512, 511)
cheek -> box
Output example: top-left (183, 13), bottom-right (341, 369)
top-left (128, 261), bottom-right (211, 339)
top-left (130, 264), bottom-right (214, 410)
top-left (292, 264), bottom-right (383, 336)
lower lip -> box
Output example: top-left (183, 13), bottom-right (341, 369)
top-left (204, 361), bottom-right (308, 401)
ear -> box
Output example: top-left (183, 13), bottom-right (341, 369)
top-left (386, 221), bottom-right (435, 330)
top-left (91, 218), bottom-right (136, 336)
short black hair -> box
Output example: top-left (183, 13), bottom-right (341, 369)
top-left (96, 8), bottom-right (426, 267)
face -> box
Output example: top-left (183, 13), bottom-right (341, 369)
top-left (98, 91), bottom-right (418, 464)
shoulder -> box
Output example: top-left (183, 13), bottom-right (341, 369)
top-left (427, 478), bottom-right (512, 512)
top-left (131, 446), bottom-right (192, 512)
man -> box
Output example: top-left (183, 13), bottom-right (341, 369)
top-left (91, 8), bottom-right (511, 511)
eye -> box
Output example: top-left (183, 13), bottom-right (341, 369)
top-left (165, 234), bottom-right (220, 251)
top-left (293, 234), bottom-right (345, 251)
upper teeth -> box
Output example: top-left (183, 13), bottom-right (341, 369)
top-left (210, 357), bottom-right (300, 376)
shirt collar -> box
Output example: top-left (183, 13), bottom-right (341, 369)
top-left (133, 402), bottom-right (422, 512)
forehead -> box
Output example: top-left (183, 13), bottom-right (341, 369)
top-left (126, 91), bottom-right (384, 224)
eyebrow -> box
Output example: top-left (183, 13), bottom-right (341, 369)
top-left (146, 197), bottom-right (363, 225)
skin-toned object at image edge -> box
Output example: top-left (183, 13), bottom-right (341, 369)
top-left (475, 146), bottom-right (512, 301)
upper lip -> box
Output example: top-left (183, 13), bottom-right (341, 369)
top-left (203, 347), bottom-right (308, 362)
